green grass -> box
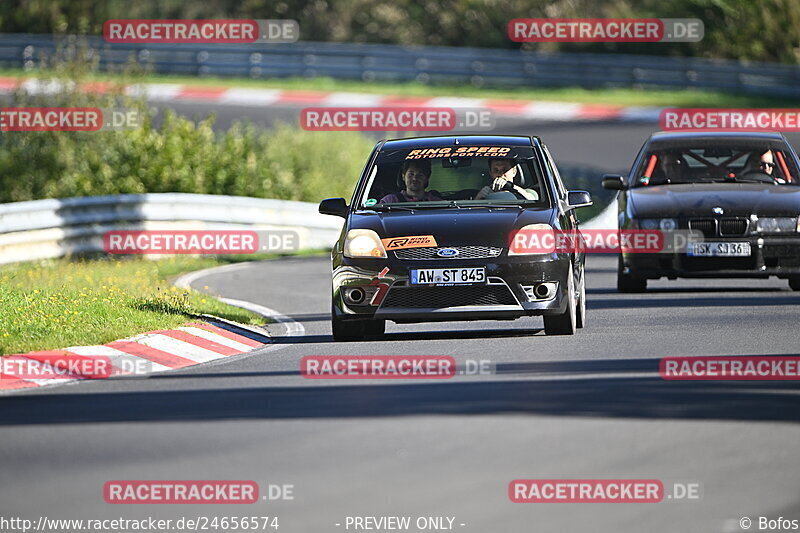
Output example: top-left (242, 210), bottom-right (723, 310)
top-left (0, 255), bottom-right (272, 355)
top-left (0, 68), bottom-right (796, 108)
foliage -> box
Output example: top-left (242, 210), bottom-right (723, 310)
top-left (0, 47), bottom-right (373, 204)
top-left (0, 0), bottom-right (798, 63)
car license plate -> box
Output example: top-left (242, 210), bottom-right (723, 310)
top-left (410, 267), bottom-right (486, 285)
top-left (688, 242), bottom-right (751, 257)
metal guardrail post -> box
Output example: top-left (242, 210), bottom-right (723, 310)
top-left (0, 34), bottom-right (799, 96)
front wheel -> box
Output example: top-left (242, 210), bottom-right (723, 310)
top-left (617, 256), bottom-right (647, 293)
top-left (576, 265), bottom-right (587, 329)
top-left (332, 302), bottom-right (364, 341)
top-left (331, 303), bottom-right (385, 341)
top-left (544, 266), bottom-right (577, 335)
top-left (363, 318), bottom-right (386, 338)
top-left (789, 276), bottom-right (800, 291)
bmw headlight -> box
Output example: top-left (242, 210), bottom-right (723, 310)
top-left (343, 229), bottom-right (387, 258)
top-left (640, 218), bottom-right (678, 231)
top-left (754, 216), bottom-right (799, 233)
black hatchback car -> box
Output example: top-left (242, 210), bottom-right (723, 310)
top-left (319, 135), bottom-right (593, 340)
top-left (603, 131), bottom-right (800, 292)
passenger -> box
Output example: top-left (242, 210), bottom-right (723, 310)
top-left (661, 153), bottom-right (684, 177)
top-left (380, 160), bottom-right (443, 203)
top-left (650, 152), bottom-right (685, 185)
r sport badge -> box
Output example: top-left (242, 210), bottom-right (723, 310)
top-left (381, 235), bottom-right (438, 250)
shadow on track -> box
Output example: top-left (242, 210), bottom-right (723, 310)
top-left (588, 292), bottom-right (798, 309)
top-left (270, 326), bottom-right (543, 344)
top-left (140, 356), bottom-right (663, 380)
top-left (587, 286), bottom-right (790, 295)
top-left (4, 356), bottom-right (800, 426)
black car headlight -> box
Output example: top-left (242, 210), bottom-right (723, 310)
top-left (343, 229), bottom-right (388, 258)
top-left (754, 216), bottom-right (799, 234)
top-left (508, 224), bottom-right (556, 255)
top-left (639, 218), bottom-right (678, 231)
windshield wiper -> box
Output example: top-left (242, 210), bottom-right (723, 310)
top-left (462, 202), bottom-right (526, 208)
top-left (363, 201), bottom-right (533, 211)
top-left (634, 180), bottom-right (692, 188)
top-left (710, 177), bottom-right (772, 184)
top-left (360, 204), bottom-right (416, 212)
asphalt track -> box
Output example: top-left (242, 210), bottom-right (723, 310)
top-left (1, 105), bottom-right (800, 533)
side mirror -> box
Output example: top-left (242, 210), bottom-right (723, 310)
top-left (601, 174), bottom-right (626, 190)
top-left (567, 190), bottom-right (593, 209)
top-left (319, 197), bottom-right (348, 218)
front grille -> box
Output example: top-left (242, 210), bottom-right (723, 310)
top-left (688, 219), bottom-right (717, 237)
top-left (688, 218), bottom-right (749, 237)
top-left (381, 284), bottom-right (518, 308)
top-left (394, 246), bottom-right (503, 260)
top-left (719, 218), bottom-right (748, 236)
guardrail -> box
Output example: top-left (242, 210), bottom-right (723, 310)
top-left (0, 192), bottom-right (615, 265)
top-left (1, 34), bottom-right (800, 97)
top-left (0, 193), bottom-right (343, 264)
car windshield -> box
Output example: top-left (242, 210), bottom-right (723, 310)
top-left (632, 139), bottom-right (800, 187)
top-left (356, 145), bottom-right (550, 209)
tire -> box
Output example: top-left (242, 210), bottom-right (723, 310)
top-left (576, 265), bottom-right (587, 329)
top-left (617, 256), bottom-right (647, 293)
top-left (544, 265), bottom-right (577, 335)
top-left (789, 276), bottom-right (800, 291)
top-left (331, 302), bottom-right (364, 341)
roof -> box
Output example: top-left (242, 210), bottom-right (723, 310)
top-left (381, 135), bottom-right (535, 150)
top-left (649, 131), bottom-right (785, 142)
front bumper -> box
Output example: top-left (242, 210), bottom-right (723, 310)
top-left (332, 252), bottom-right (572, 323)
top-left (624, 236), bottom-right (800, 279)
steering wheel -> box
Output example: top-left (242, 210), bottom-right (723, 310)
top-left (481, 190), bottom-right (518, 201)
top-left (739, 170), bottom-right (779, 184)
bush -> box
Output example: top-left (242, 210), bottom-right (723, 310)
top-left (0, 50), bottom-right (374, 204)
top-left (0, 116), bottom-right (373, 204)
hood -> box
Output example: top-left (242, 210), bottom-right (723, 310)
top-left (348, 207), bottom-right (554, 247)
top-left (629, 183), bottom-right (800, 218)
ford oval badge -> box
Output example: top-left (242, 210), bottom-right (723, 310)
top-left (437, 248), bottom-right (459, 257)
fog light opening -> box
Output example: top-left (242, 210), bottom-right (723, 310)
top-left (344, 287), bottom-right (366, 304)
top-left (534, 282), bottom-right (557, 300)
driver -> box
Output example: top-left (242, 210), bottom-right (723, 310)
top-left (474, 158), bottom-right (538, 200)
top-left (743, 150), bottom-right (784, 183)
top-left (380, 160), bottom-right (443, 203)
